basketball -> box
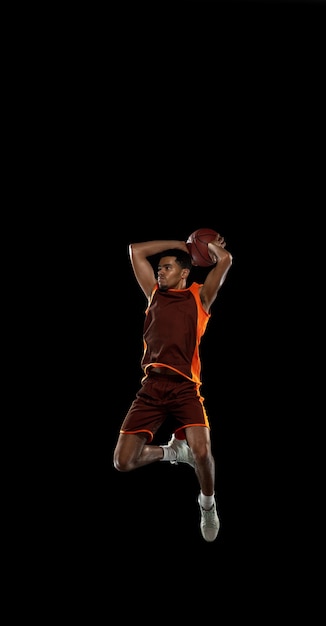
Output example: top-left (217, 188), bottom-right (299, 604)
top-left (186, 228), bottom-right (218, 267)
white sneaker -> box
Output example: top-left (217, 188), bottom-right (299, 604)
top-left (167, 434), bottom-right (195, 468)
top-left (198, 496), bottom-right (220, 542)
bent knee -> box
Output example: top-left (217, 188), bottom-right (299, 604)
top-left (192, 442), bottom-right (212, 465)
top-left (113, 454), bottom-right (131, 472)
top-left (113, 458), bottom-right (127, 472)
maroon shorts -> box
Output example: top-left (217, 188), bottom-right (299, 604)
top-left (119, 371), bottom-right (210, 443)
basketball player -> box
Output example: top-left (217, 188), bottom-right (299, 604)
top-left (113, 234), bottom-right (232, 542)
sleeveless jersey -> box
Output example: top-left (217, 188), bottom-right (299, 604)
top-left (141, 282), bottom-right (211, 384)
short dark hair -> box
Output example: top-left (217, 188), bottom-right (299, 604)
top-left (159, 249), bottom-right (192, 271)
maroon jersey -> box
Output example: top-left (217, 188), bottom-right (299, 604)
top-left (141, 282), bottom-right (210, 384)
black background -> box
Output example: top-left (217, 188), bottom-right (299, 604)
top-left (34, 2), bottom-right (324, 615)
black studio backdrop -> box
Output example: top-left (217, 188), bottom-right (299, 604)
top-left (34, 5), bottom-right (323, 608)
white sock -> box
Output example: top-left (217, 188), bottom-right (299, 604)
top-left (160, 445), bottom-right (177, 462)
top-left (200, 491), bottom-right (215, 510)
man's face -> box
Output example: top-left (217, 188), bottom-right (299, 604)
top-left (157, 257), bottom-right (184, 291)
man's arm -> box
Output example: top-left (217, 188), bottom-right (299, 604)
top-left (200, 234), bottom-right (233, 312)
top-left (129, 240), bottom-right (190, 299)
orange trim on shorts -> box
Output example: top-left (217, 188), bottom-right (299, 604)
top-left (120, 428), bottom-right (154, 443)
top-left (174, 424), bottom-right (210, 440)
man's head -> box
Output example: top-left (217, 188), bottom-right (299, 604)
top-left (157, 249), bottom-right (192, 291)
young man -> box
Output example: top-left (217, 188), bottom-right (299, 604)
top-left (113, 234), bottom-right (232, 541)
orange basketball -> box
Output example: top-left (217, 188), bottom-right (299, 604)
top-left (186, 228), bottom-right (218, 267)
